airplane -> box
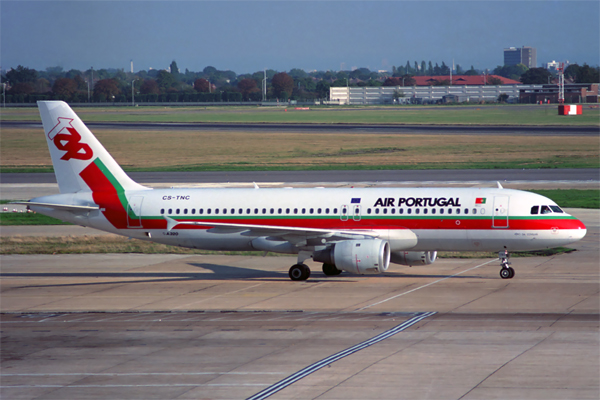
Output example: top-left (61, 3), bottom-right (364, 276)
top-left (21, 101), bottom-right (587, 281)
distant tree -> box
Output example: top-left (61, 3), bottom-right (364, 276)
top-left (52, 78), bottom-right (78, 99)
top-left (8, 82), bottom-right (34, 95)
top-left (520, 67), bottom-right (552, 84)
top-left (494, 64), bottom-right (528, 80)
top-left (383, 77), bottom-right (403, 86)
top-left (433, 63), bottom-right (441, 75)
top-left (237, 78), bottom-right (259, 100)
top-left (203, 66), bottom-right (217, 77)
top-left (140, 79), bottom-right (160, 95)
top-left (414, 62), bottom-right (419, 76)
top-left (288, 68), bottom-right (308, 80)
top-left (93, 78), bottom-right (121, 102)
top-left (497, 93), bottom-right (509, 103)
top-left (401, 75), bottom-right (416, 86)
top-left (156, 70), bottom-right (176, 91)
top-left (316, 80), bottom-right (331, 99)
top-left (65, 69), bottom-right (83, 79)
top-left (428, 61), bottom-right (434, 75)
top-left (567, 63), bottom-right (600, 83)
top-left (440, 61), bottom-right (450, 75)
top-left (271, 72), bottom-right (294, 99)
top-left (6, 65), bottom-right (37, 84)
top-left (34, 78), bottom-right (52, 93)
top-left (194, 78), bottom-right (210, 92)
top-left (487, 77), bottom-right (503, 85)
top-left (455, 64), bottom-right (464, 75)
top-left (170, 61), bottom-right (180, 76)
top-left (421, 61), bottom-right (427, 76)
top-left (405, 61), bottom-right (412, 75)
top-left (464, 65), bottom-right (478, 76)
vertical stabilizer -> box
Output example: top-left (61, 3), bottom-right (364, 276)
top-left (38, 101), bottom-right (148, 194)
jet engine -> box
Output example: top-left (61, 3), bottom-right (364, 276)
top-left (390, 251), bottom-right (437, 266)
top-left (314, 239), bottom-right (390, 274)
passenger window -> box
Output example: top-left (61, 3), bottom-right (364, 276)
top-left (383, 208), bottom-right (387, 214)
top-left (262, 208), bottom-right (267, 214)
top-left (160, 208), bottom-right (164, 214)
top-left (472, 208), bottom-right (476, 215)
top-left (333, 208), bottom-right (338, 214)
top-left (301, 208), bottom-right (306, 214)
top-left (431, 209), bottom-right (436, 214)
top-left (222, 209), bottom-right (227, 214)
top-left (541, 206), bottom-right (551, 214)
top-left (399, 208), bottom-right (403, 214)
top-left (184, 209), bottom-right (188, 215)
top-left (455, 209), bottom-right (460, 214)
top-left (231, 208), bottom-right (235, 214)
top-left (207, 209), bottom-right (211, 214)
top-left (246, 208), bottom-right (251, 214)
top-left (286, 208), bottom-right (290, 214)
top-left (191, 209), bottom-right (196, 215)
top-left (318, 208), bottom-right (322, 214)
top-left (407, 208), bottom-right (412, 214)
top-left (326, 208), bottom-right (330, 214)
top-left (199, 208), bottom-right (203, 214)
top-left (448, 209), bottom-right (452, 215)
top-left (310, 208), bottom-right (314, 214)
top-left (415, 208), bottom-right (420, 214)
top-left (391, 208), bottom-right (396, 214)
top-left (215, 209), bottom-right (219, 214)
top-left (168, 209), bottom-right (172, 214)
top-left (176, 209), bottom-right (180, 215)
top-left (423, 209), bottom-right (428, 215)
top-left (254, 208), bottom-right (258, 214)
top-left (440, 208), bottom-right (444, 215)
top-left (367, 208), bottom-right (372, 214)
top-left (464, 209), bottom-right (468, 214)
top-left (238, 208), bottom-right (242, 214)
top-left (278, 208), bottom-right (282, 214)
top-left (294, 208), bottom-right (298, 214)
top-left (375, 208), bottom-right (380, 214)
top-left (270, 208), bottom-right (274, 214)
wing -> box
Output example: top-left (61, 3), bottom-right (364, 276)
top-left (164, 216), bottom-right (395, 245)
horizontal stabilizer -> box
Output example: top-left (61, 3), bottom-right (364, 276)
top-left (13, 201), bottom-right (99, 212)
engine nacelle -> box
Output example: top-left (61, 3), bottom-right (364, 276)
top-left (315, 239), bottom-right (390, 275)
top-left (390, 251), bottom-right (437, 266)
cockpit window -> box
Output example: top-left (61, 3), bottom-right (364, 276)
top-left (550, 205), bottom-right (564, 213)
top-left (530, 206), bottom-right (539, 215)
top-left (540, 205), bottom-right (552, 214)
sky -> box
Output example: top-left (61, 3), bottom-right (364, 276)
top-left (2, 0), bottom-right (599, 74)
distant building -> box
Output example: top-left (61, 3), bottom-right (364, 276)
top-left (504, 46), bottom-right (537, 68)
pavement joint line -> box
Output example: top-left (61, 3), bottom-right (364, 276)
top-left (245, 311), bottom-right (436, 400)
top-left (355, 259), bottom-right (499, 311)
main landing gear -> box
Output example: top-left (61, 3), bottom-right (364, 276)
top-left (289, 263), bottom-right (311, 281)
top-left (499, 250), bottom-right (515, 279)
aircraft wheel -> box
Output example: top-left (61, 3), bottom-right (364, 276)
top-left (322, 263), bottom-right (342, 276)
top-left (500, 268), bottom-right (512, 279)
top-left (508, 267), bottom-right (515, 279)
top-left (289, 264), bottom-right (310, 281)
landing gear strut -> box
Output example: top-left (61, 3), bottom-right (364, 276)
top-left (499, 250), bottom-right (515, 279)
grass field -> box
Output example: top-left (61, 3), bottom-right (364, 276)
top-left (2, 126), bottom-right (598, 172)
top-left (2, 104), bottom-right (600, 126)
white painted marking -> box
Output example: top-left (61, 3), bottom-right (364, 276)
top-left (356, 259), bottom-right (498, 311)
top-left (3, 372), bottom-right (284, 376)
top-left (172, 283), bottom-right (265, 310)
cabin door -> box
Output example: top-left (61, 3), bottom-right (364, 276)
top-left (127, 196), bottom-right (144, 228)
top-left (492, 196), bottom-right (509, 228)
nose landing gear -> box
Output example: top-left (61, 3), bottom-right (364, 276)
top-left (499, 250), bottom-right (515, 279)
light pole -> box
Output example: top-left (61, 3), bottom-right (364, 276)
top-left (131, 80), bottom-right (137, 106)
top-left (86, 80), bottom-right (90, 103)
top-left (90, 67), bottom-right (94, 102)
top-left (2, 83), bottom-right (6, 108)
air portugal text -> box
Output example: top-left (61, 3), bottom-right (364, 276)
top-left (373, 197), bottom-right (462, 207)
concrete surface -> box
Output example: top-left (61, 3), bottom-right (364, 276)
top-left (1, 209), bottom-right (598, 399)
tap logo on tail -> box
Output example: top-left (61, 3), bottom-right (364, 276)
top-left (47, 117), bottom-right (93, 161)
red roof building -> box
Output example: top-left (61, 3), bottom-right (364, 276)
top-left (410, 75), bottom-right (520, 86)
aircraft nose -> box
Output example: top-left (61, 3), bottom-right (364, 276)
top-left (572, 219), bottom-right (587, 240)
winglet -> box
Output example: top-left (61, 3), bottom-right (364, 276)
top-left (497, 181), bottom-right (504, 189)
top-left (253, 182), bottom-right (260, 189)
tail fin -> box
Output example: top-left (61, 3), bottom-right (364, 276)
top-left (38, 101), bottom-right (148, 194)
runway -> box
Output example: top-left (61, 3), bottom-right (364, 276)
top-left (1, 209), bottom-right (598, 399)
